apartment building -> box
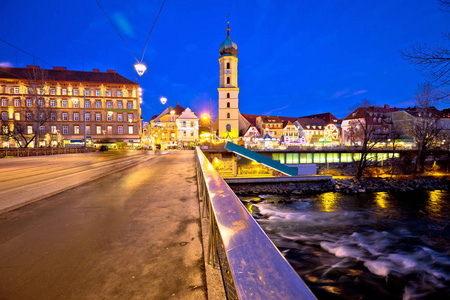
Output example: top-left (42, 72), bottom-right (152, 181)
top-left (0, 65), bottom-right (141, 148)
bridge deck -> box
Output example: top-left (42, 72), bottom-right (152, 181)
top-left (0, 151), bottom-right (207, 299)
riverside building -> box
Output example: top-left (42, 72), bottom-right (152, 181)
top-left (0, 65), bottom-right (142, 148)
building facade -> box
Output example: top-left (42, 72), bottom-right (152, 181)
top-left (0, 66), bottom-right (141, 148)
top-left (150, 103), bottom-right (185, 150)
top-left (176, 107), bottom-right (199, 148)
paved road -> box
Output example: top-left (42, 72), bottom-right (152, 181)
top-left (0, 151), bottom-right (206, 299)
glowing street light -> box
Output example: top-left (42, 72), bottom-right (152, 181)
top-left (201, 113), bottom-right (213, 150)
top-left (160, 96), bottom-right (167, 105)
top-left (134, 62), bottom-right (147, 76)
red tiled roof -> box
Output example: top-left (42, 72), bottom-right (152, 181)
top-left (296, 117), bottom-right (327, 128)
top-left (0, 66), bottom-right (138, 85)
top-left (300, 112), bottom-right (340, 124)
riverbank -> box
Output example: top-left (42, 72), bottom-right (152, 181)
top-left (230, 177), bottom-right (450, 196)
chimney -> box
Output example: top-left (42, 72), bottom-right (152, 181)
top-left (384, 104), bottom-right (390, 109)
top-left (53, 66), bottom-right (67, 71)
top-left (26, 65), bottom-right (40, 69)
top-left (106, 69), bottom-right (116, 74)
top-left (92, 68), bottom-right (100, 72)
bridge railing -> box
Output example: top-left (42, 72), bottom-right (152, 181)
top-left (0, 147), bottom-right (95, 158)
top-left (195, 147), bottom-right (316, 300)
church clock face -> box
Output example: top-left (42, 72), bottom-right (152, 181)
top-left (225, 69), bottom-right (232, 75)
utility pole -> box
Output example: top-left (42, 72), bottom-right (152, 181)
top-left (209, 97), bottom-right (212, 150)
top-left (84, 94), bottom-right (87, 150)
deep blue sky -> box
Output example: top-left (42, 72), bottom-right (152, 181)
top-left (1, 1), bottom-right (448, 121)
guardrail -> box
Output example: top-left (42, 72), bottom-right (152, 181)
top-left (195, 147), bottom-right (316, 300)
top-left (0, 147), bottom-right (95, 158)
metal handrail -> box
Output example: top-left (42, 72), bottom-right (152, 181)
top-left (195, 147), bottom-right (316, 300)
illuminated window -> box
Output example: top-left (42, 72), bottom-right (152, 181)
top-left (14, 87), bottom-right (19, 94)
top-left (118, 102), bottom-right (123, 109)
top-left (85, 113), bottom-right (90, 121)
top-left (51, 100), bottom-right (56, 107)
top-left (107, 101), bottom-right (111, 108)
top-left (27, 126), bottom-right (33, 134)
top-left (14, 99), bottom-right (20, 106)
top-left (118, 114), bottom-right (122, 121)
top-left (96, 113), bottom-right (101, 121)
top-left (85, 101), bottom-right (90, 108)
top-left (286, 153), bottom-right (299, 164)
top-left (96, 101), bottom-right (101, 108)
top-left (63, 126), bottom-right (68, 134)
top-left (14, 112), bottom-right (20, 120)
top-left (74, 113), bottom-right (79, 121)
top-left (96, 126), bottom-right (101, 134)
top-left (74, 126), bottom-right (80, 135)
top-left (85, 89), bottom-right (89, 96)
top-left (118, 91), bottom-right (122, 97)
top-left (74, 100), bottom-right (79, 108)
top-left (73, 89), bottom-right (78, 96)
top-left (128, 125), bottom-right (133, 134)
top-left (128, 102), bottom-right (133, 109)
top-left (1, 99), bottom-right (6, 106)
top-left (96, 90), bottom-right (100, 96)
top-left (51, 126), bottom-right (57, 134)
top-left (62, 89), bottom-right (67, 95)
top-left (86, 126), bottom-right (90, 134)
top-left (118, 126), bottom-right (123, 134)
top-left (62, 100), bottom-right (67, 108)
top-left (128, 114), bottom-right (133, 122)
top-left (107, 90), bottom-right (111, 97)
top-left (107, 125), bottom-right (112, 134)
top-left (62, 113), bottom-right (68, 121)
top-left (26, 99), bottom-right (32, 107)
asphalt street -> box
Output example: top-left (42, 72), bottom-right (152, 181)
top-left (0, 151), bottom-right (207, 299)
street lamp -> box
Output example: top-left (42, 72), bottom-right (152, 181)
top-left (160, 96), bottom-right (167, 105)
top-left (134, 62), bottom-right (147, 76)
top-left (201, 113), bottom-right (212, 150)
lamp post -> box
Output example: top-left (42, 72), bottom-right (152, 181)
top-left (201, 113), bottom-right (212, 150)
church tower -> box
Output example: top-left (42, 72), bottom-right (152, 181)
top-left (217, 20), bottom-right (239, 140)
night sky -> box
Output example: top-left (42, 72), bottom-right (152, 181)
top-left (1, 1), bottom-right (448, 121)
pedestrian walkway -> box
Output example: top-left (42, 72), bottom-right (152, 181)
top-left (0, 151), bottom-right (207, 299)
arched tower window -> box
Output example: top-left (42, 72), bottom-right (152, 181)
top-left (227, 113), bottom-right (230, 118)
top-left (226, 124), bottom-right (231, 132)
top-left (227, 77), bottom-right (230, 84)
top-left (226, 62), bottom-right (230, 69)
top-left (227, 93), bottom-right (230, 98)
top-left (227, 102), bottom-right (230, 108)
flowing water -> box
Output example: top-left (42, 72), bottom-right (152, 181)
top-left (240, 191), bottom-right (450, 300)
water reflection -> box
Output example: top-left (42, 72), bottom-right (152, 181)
top-left (426, 190), bottom-right (445, 219)
top-left (374, 192), bottom-right (389, 209)
top-left (317, 192), bottom-right (341, 212)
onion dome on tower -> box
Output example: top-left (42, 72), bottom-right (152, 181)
top-left (219, 21), bottom-right (238, 57)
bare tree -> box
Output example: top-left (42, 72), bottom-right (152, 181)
top-left (344, 119), bottom-right (363, 146)
top-left (353, 107), bottom-right (392, 179)
top-left (401, 1), bottom-right (450, 94)
top-left (409, 83), bottom-right (445, 177)
top-left (387, 124), bottom-right (402, 178)
top-left (0, 67), bottom-right (53, 148)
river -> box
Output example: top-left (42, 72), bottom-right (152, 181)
top-left (241, 191), bottom-right (450, 300)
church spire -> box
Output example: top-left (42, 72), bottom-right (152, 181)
top-left (227, 14), bottom-right (230, 36)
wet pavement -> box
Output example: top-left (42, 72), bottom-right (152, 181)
top-left (0, 151), bottom-right (207, 299)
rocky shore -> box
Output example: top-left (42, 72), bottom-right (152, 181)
top-left (230, 178), bottom-right (450, 196)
